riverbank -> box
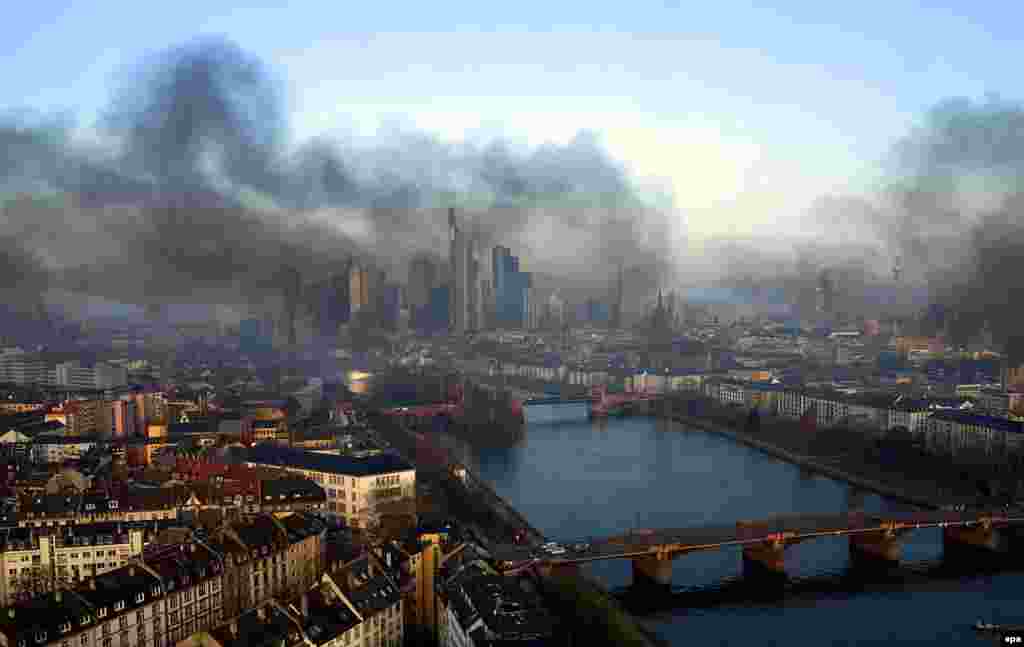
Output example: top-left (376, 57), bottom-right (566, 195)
top-left (659, 407), bottom-right (1009, 510)
top-left (372, 413), bottom-right (663, 647)
top-left (539, 571), bottom-right (668, 647)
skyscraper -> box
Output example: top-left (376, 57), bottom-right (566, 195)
top-left (408, 255), bottom-right (438, 311)
top-left (493, 245), bottom-right (511, 310)
top-left (350, 263), bottom-right (371, 315)
top-left (449, 208), bottom-right (471, 334)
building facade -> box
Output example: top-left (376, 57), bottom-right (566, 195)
top-left (244, 447), bottom-right (415, 530)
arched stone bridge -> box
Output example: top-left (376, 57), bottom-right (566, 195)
top-left (528, 510), bottom-right (1024, 588)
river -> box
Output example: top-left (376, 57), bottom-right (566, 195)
top-left (433, 415), bottom-right (1024, 646)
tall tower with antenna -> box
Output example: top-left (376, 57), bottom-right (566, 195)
top-left (611, 263), bottom-right (624, 330)
top-left (893, 256), bottom-right (903, 282)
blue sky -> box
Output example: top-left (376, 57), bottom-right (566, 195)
top-left (1, 0), bottom-right (1018, 241)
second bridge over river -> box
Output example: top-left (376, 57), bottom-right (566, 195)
top-left (513, 509), bottom-right (1024, 589)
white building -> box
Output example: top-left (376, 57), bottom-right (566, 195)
top-left (244, 446), bottom-right (416, 529)
top-left (0, 523), bottom-right (146, 605)
top-left (55, 361), bottom-right (97, 390)
top-left (0, 348), bottom-right (51, 386)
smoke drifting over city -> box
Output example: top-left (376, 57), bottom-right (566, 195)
top-left (0, 37), bottom-right (675, 319)
top-left (806, 96), bottom-right (1024, 360)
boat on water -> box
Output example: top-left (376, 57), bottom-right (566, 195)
top-left (973, 619), bottom-right (1024, 634)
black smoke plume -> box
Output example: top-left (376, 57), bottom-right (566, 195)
top-left (0, 36), bottom-right (676, 331)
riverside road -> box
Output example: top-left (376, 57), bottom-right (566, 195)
top-left (431, 415), bottom-right (1024, 646)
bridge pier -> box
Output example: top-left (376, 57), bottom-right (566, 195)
top-left (742, 541), bottom-right (787, 578)
top-left (631, 554), bottom-right (673, 590)
top-left (539, 562), bottom-right (581, 579)
top-left (943, 521), bottom-right (1002, 554)
top-left (849, 530), bottom-right (902, 567)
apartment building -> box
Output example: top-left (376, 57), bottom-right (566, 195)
top-left (47, 401), bottom-right (111, 437)
top-left (17, 491), bottom-right (179, 528)
top-left (0, 524), bottom-right (147, 605)
top-left (0, 405), bottom-right (45, 415)
top-left (30, 436), bottom-right (98, 465)
top-left (54, 363), bottom-right (97, 391)
top-left (0, 540), bottom-right (223, 647)
top-left (180, 564), bottom-right (398, 647)
top-left (210, 513), bottom-right (327, 618)
top-left (438, 560), bottom-right (553, 647)
top-left (138, 543), bottom-right (225, 644)
top-left (922, 410), bottom-right (1024, 461)
top-left (244, 446), bottom-right (415, 530)
top-left (0, 349), bottom-right (50, 387)
top-left (110, 401), bottom-right (138, 439)
top-left (327, 552), bottom-right (403, 647)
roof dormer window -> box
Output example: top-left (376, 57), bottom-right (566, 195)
top-left (114, 601), bottom-right (125, 612)
top-left (34, 632), bottom-right (46, 643)
top-left (135, 592), bottom-right (144, 603)
top-left (97, 607), bottom-right (108, 618)
top-left (152, 585), bottom-right (161, 596)
top-left (109, 501), bottom-right (119, 509)
top-left (59, 622), bottom-right (71, 634)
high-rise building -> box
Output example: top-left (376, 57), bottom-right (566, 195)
top-left (315, 270), bottom-right (351, 340)
top-left (111, 398), bottom-right (138, 438)
top-left (816, 269), bottom-right (834, 317)
top-left (491, 246), bottom-right (531, 328)
top-left (94, 362), bottom-right (127, 389)
top-left (380, 283), bottom-right (401, 331)
top-left (409, 254), bottom-right (438, 316)
top-left (350, 263), bottom-right (371, 315)
top-left (492, 246), bottom-right (511, 309)
top-left (240, 318), bottom-right (272, 355)
top-left (55, 361), bottom-right (96, 390)
top-left (0, 348), bottom-right (50, 386)
top-left (427, 286), bottom-right (451, 333)
top-left (449, 209), bottom-right (471, 335)
top-left (611, 264), bottom-right (624, 329)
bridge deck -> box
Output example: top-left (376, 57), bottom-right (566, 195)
top-left (542, 511), bottom-right (1023, 564)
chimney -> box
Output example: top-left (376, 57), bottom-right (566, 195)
top-left (128, 566), bottom-right (136, 577)
top-left (256, 606), bottom-right (266, 621)
top-left (300, 593), bottom-right (309, 618)
top-left (55, 591), bottom-right (62, 603)
top-left (88, 578), bottom-right (96, 590)
top-left (229, 621), bottom-right (239, 637)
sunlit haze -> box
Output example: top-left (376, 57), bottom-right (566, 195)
top-left (7, 1), bottom-right (1015, 244)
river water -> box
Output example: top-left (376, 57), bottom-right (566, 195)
top-left (434, 415), bottom-right (1024, 646)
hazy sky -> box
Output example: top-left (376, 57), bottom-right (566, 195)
top-left (1, 1), bottom-right (1016, 242)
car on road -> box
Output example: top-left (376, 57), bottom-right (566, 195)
top-left (572, 543), bottom-right (590, 552)
top-left (547, 546), bottom-right (567, 555)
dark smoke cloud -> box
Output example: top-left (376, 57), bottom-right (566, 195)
top-left (0, 36), bottom-right (675, 322)
top-left (798, 95), bottom-right (1024, 360)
